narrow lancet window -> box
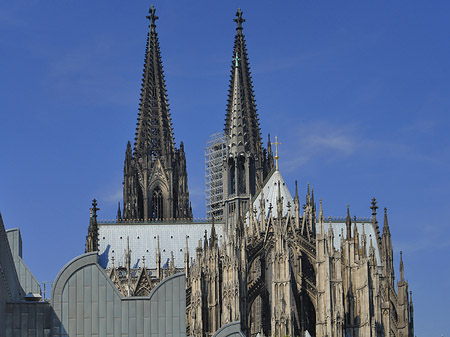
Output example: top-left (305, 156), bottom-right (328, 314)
top-left (152, 187), bottom-right (163, 219)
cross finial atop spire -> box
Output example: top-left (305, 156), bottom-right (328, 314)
top-left (147, 4), bottom-right (158, 27)
top-left (271, 136), bottom-right (282, 170)
top-left (234, 8), bottom-right (245, 30)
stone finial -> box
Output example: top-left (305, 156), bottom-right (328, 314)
top-left (400, 251), bottom-right (404, 281)
top-left (370, 197), bottom-right (378, 217)
top-left (234, 8), bottom-right (245, 30)
top-left (346, 204), bottom-right (352, 239)
top-left (147, 4), bottom-right (159, 27)
top-left (92, 199), bottom-right (100, 218)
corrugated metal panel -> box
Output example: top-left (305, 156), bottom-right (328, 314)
top-left (51, 253), bottom-right (187, 336)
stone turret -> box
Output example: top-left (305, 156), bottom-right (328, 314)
top-left (85, 199), bottom-right (99, 253)
top-left (122, 5), bottom-right (192, 221)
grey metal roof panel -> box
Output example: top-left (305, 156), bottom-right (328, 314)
top-left (98, 222), bottom-right (223, 269)
top-left (251, 170), bottom-right (294, 221)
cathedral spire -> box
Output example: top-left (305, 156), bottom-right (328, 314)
top-left (229, 52), bottom-right (246, 155)
top-left (224, 8), bottom-right (265, 181)
top-left (122, 6), bottom-right (191, 221)
top-left (134, 4), bottom-right (174, 159)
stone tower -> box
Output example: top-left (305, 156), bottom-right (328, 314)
top-left (85, 199), bottom-right (100, 253)
top-left (223, 8), bottom-right (273, 227)
top-left (122, 6), bottom-right (192, 221)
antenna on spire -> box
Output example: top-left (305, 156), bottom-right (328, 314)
top-left (234, 8), bottom-right (245, 30)
top-left (147, 4), bottom-right (159, 27)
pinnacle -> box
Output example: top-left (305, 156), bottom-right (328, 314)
top-left (134, 7), bottom-right (176, 159)
top-left (147, 5), bottom-right (159, 28)
top-left (234, 8), bottom-right (245, 30)
top-left (224, 12), bottom-right (263, 161)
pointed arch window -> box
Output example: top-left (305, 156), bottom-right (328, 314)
top-left (152, 187), bottom-right (163, 219)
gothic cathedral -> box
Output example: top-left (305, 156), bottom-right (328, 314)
top-left (85, 6), bottom-right (415, 337)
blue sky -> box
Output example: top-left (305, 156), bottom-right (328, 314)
top-left (0, 1), bottom-right (449, 335)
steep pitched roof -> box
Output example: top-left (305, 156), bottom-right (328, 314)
top-left (251, 169), bottom-right (294, 221)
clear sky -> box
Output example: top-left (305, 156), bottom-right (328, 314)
top-left (0, 1), bottom-right (449, 335)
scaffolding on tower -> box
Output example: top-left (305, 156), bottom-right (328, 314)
top-left (205, 132), bottom-right (229, 220)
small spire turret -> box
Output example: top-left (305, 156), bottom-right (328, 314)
top-left (400, 251), bottom-right (404, 281)
top-left (383, 207), bottom-right (391, 235)
top-left (117, 202), bottom-right (122, 222)
top-left (156, 235), bottom-right (161, 279)
top-left (319, 198), bottom-right (324, 234)
top-left (210, 218), bottom-right (217, 247)
top-left (307, 183), bottom-right (311, 205)
top-left (85, 199), bottom-right (100, 253)
top-left (277, 181), bottom-right (283, 219)
top-left (346, 204), bottom-right (352, 239)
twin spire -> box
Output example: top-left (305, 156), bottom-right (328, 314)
top-left (134, 5), bottom-right (174, 159)
top-left (225, 8), bottom-right (264, 159)
top-left (136, 6), bottom-right (263, 163)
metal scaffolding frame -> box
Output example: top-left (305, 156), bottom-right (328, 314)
top-left (205, 132), bottom-right (229, 220)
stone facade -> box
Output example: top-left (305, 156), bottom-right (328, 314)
top-left (86, 6), bottom-right (414, 337)
top-left (0, 5), bottom-right (415, 337)
top-left (121, 5), bottom-right (192, 222)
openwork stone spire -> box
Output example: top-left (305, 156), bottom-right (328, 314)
top-left (229, 53), bottom-right (246, 155)
top-left (122, 5), bottom-right (191, 221)
top-left (225, 9), bottom-right (264, 166)
top-left (224, 8), bottom-right (273, 191)
top-left (134, 4), bottom-right (174, 159)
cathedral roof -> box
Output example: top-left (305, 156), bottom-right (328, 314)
top-left (250, 169), bottom-right (294, 221)
top-left (97, 221), bottom-right (223, 270)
